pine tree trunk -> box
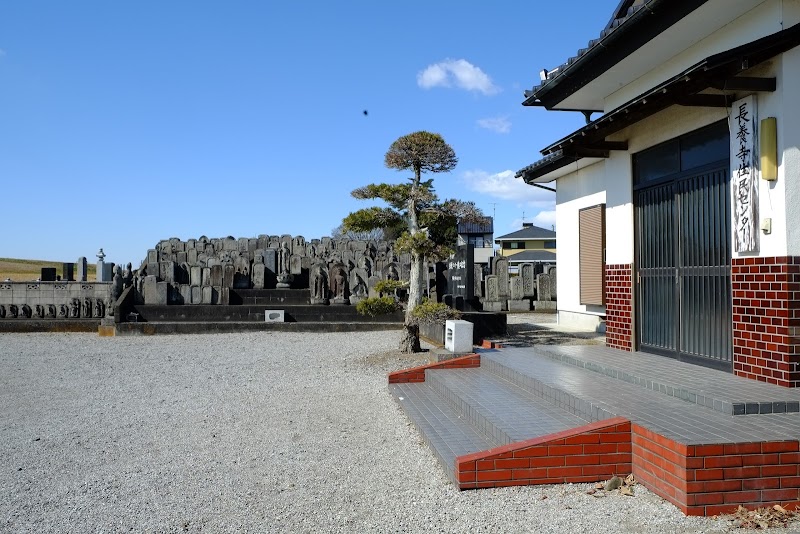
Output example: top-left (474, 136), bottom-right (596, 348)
top-left (398, 163), bottom-right (425, 353)
top-left (398, 323), bottom-right (421, 353)
top-left (399, 254), bottom-right (426, 353)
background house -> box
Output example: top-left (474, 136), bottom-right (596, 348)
top-left (456, 218), bottom-right (494, 267)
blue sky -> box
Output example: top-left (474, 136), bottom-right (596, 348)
top-left (0, 1), bottom-right (617, 266)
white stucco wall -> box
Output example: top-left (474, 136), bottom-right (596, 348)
top-left (555, 162), bottom-right (605, 325)
top-left (739, 59), bottom-right (789, 258)
top-left (781, 34), bottom-right (800, 254)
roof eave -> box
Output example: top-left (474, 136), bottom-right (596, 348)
top-left (525, 0), bottom-right (709, 109)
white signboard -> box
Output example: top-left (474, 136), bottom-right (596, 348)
top-left (730, 95), bottom-right (759, 253)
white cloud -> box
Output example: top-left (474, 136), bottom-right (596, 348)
top-left (465, 169), bottom-right (556, 231)
top-left (477, 116), bottom-right (511, 134)
top-left (417, 59), bottom-right (499, 95)
top-left (509, 212), bottom-right (556, 232)
top-left (532, 210), bottom-right (557, 228)
top-left (462, 169), bottom-right (554, 207)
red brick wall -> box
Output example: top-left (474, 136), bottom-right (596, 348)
top-left (456, 418), bottom-right (631, 489)
top-left (632, 424), bottom-right (800, 516)
top-left (732, 256), bottom-right (800, 387)
top-left (605, 264), bottom-right (633, 351)
top-left (388, 354), bottom-right (481, 384)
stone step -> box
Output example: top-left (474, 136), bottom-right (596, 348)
top-left (481, 349), bottom-right (800, 445)
top-left (518, 344), bottom-right (800, 416)
top-left (232, 289), bottom-right (310, 305)
top-left (425, 367), bottom-right (594, 447)
top-left (113, 321), bottom-right (403, 335)
top-left (480, 351), bottom-right (616, 423)
top-left (130, 304), bottom-right (403, 323)
top-left (389, 382), bottom-right (496, 484)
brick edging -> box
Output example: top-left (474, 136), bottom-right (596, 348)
top-left (455, 417), bottom-right (632, 489)
top-left (632, 423), bottom-right (800, 516)
top-left (388, 353), bottom-right (481, 384)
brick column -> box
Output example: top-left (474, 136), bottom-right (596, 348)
top-left (605, 264), bottom-right (633, 351)
top-left (732, 256), bottom-right (800, 387)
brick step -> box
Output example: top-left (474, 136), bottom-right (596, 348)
top-left (389, 382), bottom-right (496, 484)
top-left (528, 345), bottom-right (800, 416)
top-left (389, 352), bottom-right (800, 515)
top-left (425, 368), bottom-right (594, 446)
top-left (390, 375), bottom-right (631, 489)
top-left (482, 349), bottom-right (800, 445)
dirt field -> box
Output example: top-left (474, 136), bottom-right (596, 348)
top-left (0, 258), bottom-right (96, 282)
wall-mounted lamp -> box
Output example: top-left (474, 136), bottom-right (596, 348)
top-left (761, 117), bottom-right (778, 181)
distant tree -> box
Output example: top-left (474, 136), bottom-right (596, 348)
top-left (342, 131), bottom-right (487, 352)
top-left (330, 224), bottom-right (387, 242)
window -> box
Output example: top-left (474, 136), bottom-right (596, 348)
top-left (544, 240), bottom-right (556, 249)
top-left (467, 235), bottom-right (486, 248)
top-left (503, 241), bottom-right (525, 250)
top-left (633, 120), bottom-right (728, 187)
top-left (579, 204), bottom-right (605, 306)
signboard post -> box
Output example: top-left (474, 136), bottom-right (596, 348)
top-left (730, 95), bottom-right (759, 253)
top-left (447, 245), bottom-right (474, 310)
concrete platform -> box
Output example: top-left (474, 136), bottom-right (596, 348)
top-left (0, 319), bottom-right (101, 333)
top-left (389, 346), bottom-right (800, 516)
top-left (112, 321), bottom-right (403, 336)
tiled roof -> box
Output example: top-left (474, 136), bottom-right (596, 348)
top-left (517, 21), bottom-right (800, 183)
top-left (525, 4), bottom-right (644, 98)
top-left (506, 250), bottom-right (557, 263)
top-left (523, 0), bottom-right (647, 103)
top-left (495, 225), bottom-right (556, 241)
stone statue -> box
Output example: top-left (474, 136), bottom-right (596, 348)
top-left (83, 297), bottom-right (92, 318)
top-left (0, 304), bottom-right (5, 319)
top-left (70, 299), bottom-right (80, 318)
top-left (35, 304), bottom-right (44, 318)
top-left (47, 304), bottom-right (57, 318)
top-left (9, 304), bottom-right (18, 318)
top-left (330, 265), bottom-right (349, 303)
top-left (106, 299), bottom-right (114, 317)
top-left (21, 304), bottom-right (32, 319)
top-left (358, 255), bottom-right (372, 276)
top-left (122, 262), bottom-right (134, 289)
top-left (135, 267), bottom-right (145, 296)
top-left (111, 265), bottom-right (124, 302)
top-left (310, 264), bottom-right (328, 304)
top-left (352, 272), bottom-right (367, 297)
top-left (94, 298), bottom-right (105, 318)
top-left (58, 304), bottom-right (69, 318)
top-left (279, 241), bottom-right (291, 274)
top-left (386, 265), bottom-right (400, 281)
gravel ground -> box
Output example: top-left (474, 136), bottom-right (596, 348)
top-left (0, 331), bottom-right (791, 533)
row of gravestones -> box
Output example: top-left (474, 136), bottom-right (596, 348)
top-left (0, 298), bottom-right (109, 319)
top-left (136, 235), bottom-right (417, 305)
top-left (479, 257), bottom-right (557, 312)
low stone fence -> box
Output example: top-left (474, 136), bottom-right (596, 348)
top-left (0, 281), bottom-right (112, 319)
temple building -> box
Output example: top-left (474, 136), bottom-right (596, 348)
top-left (517, 0), bottom-right (800, 385)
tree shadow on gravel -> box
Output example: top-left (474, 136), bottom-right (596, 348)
top-left (360, 349), bottom-right (430, 374)
top-left (496, 324), bottom-right (604, 348)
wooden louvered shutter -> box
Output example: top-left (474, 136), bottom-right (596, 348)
top-left (579, 204), bottom-right (605, 305)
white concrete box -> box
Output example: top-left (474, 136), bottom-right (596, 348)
top-left (264, 310), bottom-right (285, 322)
top-left (445, 319), bottom-right (473, 353)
